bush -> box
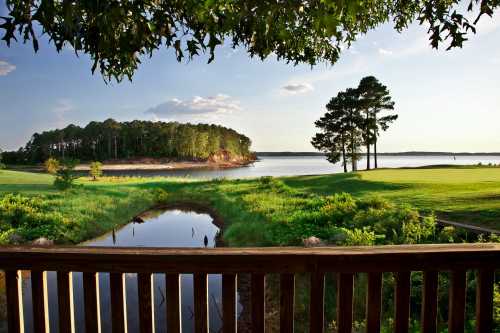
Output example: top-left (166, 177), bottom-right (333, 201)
top-left (89, 161), bottom-right (103, 180)
top-left (54, 159), bottom-right (79, 190)
top-left (44, 157), bottom-right (60, 174)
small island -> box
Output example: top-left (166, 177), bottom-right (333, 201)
top-left (2, 119), bottom-right (256, 170)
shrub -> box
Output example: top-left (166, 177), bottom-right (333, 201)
top-left (44, 157), bottom-right (60, 174)
top-left (153, 188), bottom-right (169, 203)
top-left (54, 159), bottom-right (79, 190)
top-left (342, 227), bottom-right (376, 246)
top-left (89, 161), bottom-right (103, 180)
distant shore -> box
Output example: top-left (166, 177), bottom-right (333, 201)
top-left (75, 159), bottom-right (254, 171)
top-left (256, 151), bottom-right (500, 157)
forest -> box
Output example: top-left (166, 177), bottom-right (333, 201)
top-left (1, 119), bottom-right (253, 164)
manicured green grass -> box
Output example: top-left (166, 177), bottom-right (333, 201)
top-left (1, 166), bottom-right (499, 246)
top-left (283, 168), bottom-right (500, 229)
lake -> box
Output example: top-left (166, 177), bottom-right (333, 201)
top-left (101, 155), bottom-right (500, 179)
top-left (1, 208), bottom-right (239, 333)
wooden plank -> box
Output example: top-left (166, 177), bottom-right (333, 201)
top-left (110, 273), bottom-right (127, 333)
top-left (57, 271), bottom-right (75, 333)
top-left (366, 272), bottom-right (382, 333)
top-left (166, 273), bottom-right (182, 333)
top-left (5, 270), bottom-right (24, 333)
top-left (394, 271), bottom-right (410, 333)
top-left (309, 272), bottom-right (324, 333)
top-left (194, 273), bottom-right (209, 333)
top-left (421, 271), bottom-right (438, 333)
top-left (222, 273), bottom-right (237, 333)
top-left (475, 269), bottom-right (494, 333)
top-left (336, 273), bottom-right (353, 333)
top-left (448, 270), bottom-right (466, 333)
top-left (280, 273), bottom-right (295, 333)
top-left (31, 270), bottom-right (49, 333)
top-left (137, 273), bottom-right (154, 333)
top-left (251, 273), bottom-right (265, 333)
top-left (0, 244), bottom-right (499, 274)
top-left (83, 272), bottom-right (101, 333)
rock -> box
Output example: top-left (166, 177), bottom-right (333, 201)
top-left (303, 236), bottom-right (324, 247)
top-left (8, 233), bottom-right (25, 245)
top-left (132, 216), bottom-right (144, 223)
top-left (32, 237), bottom-right (54, 246)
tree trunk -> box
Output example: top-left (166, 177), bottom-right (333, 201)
top-left (374, 114), bottom-right (378, 169)
top-left (341, 134), bottom-right (347, 173)
top-left (366, 110), bottom-right (370, 170)
top-left (366, 144), bottom-right (370, 170)
top-left (351, 125), bottom-right (357, 172)
top-left (374, 137), bottom-right (378, 169)
top-left (114, 136), bottom-right (118, 159)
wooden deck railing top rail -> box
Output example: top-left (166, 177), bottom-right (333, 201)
top-left (0, 243), bottom-right (499, 333)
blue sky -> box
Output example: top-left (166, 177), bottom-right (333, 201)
top-left (1, 8), bottom-right (500, 152)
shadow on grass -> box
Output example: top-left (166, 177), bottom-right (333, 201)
top-left (282, 172), bottom-right (410, 197)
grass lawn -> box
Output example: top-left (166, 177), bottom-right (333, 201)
top-left (1, 166), bottom-right (499, 245)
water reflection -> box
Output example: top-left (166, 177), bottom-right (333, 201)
top-left (0, 207), bottom-right (236, 333)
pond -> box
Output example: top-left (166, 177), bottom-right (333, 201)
top-left (1, 207), bottom-right (240, 333)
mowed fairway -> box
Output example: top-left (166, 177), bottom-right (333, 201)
top-left (283, 167), bottom-right (500, 229)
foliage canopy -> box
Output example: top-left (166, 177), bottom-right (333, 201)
top-left (1, 0), bottom-right (498, 81)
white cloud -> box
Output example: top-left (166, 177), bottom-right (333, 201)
top-left (0, 60), bottom-right (16, 76)
top-left (281, 83), bottom-right (314, 95)
top-left (146, 94), bottom-right (242, 120)
top-left (51, 99), bottom-right (75, 127)
top-left (378, 48), bottom-right (394, 56)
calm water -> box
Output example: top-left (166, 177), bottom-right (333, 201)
top-left (2, 209), bottom-right (232, 333)
top-left (102, 155), bottom-right (500, 179)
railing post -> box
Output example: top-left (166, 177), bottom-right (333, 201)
top-left (57, 271), bottom-right (75, 333)
top-left (475, 269), bottom-right (494, 333)
top-left (337, 273), bottom-right (354, 333)
top-left (222, 273), bottom-right (237, 333)
top-left (166, 273), bottom-right (182, 333)
top-left (366, 272), bottom-right (382, 333)
top-left (309, 272), bottom-right (325, 333)
top-left (280, 273), bottom-right (295, 333)
top-left (251, 273), bottom-right (266, 333)
top-left (5, 270), bottom-right (24, 333)
top-left (394, 271), bottom-right (410, 333)
top-left (83, 272), bottom-right (101, 333)
top-left (137, 273), bottom-right (155, 333)
top-left (448, 270), bottom-right (466, 333)
top-left (194, 273), bottom-right (209, 333)
top-left (31, 270), bottom-right (49, 333)
top-left (110, 273), bottom-right (127, 333)
top-left (421, 271), bottom-right (439, 333)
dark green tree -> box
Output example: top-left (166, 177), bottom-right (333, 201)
top-left (1, 1), bottom-right (496, 81)
top-left (357, 77), bottom-right (397, 169)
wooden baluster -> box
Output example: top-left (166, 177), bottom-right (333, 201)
top-left (110, 273), bottom-right (127, 333)
top-left (166, 273), bottom-right (182, 333)
top-left (337, 273), bottom-right (354, 333)
top-left (57, 271), bottom-right (75, 333)
top-left (366, 272), bottom-right (382, 333)
top-left (394, 271), bottom-right (410, 333)
top-left (251, 273), bottom-right (265, 333)
top-left (222, 274), bottom-right (237, 333)
top-left (421, 271), bottom-right (438, 333)
top-left (31, 270), bottom-right (49, 333)
top-left (448, 270), bottom-right (466, 333)
top-left (83, 272), bottom-right (101, 333)
top-left (137, 273), bottom-right (154, 333)
top-left (194, 273), bottom-right (209, 333)
top-left (475, 269), bottom-right (494, 333)
top-left (5, 270), bottom-right (24, 333)
top-left (309, 272), bottom-right (325, 333)
top-left (280, 273), bottom-right (295, 333)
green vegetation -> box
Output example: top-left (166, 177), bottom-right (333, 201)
top-left (1, 1), bottom-right (496, 81)
top-left (44, 157), bottom-right (59, 174)
top-left (312, 76), bottom-right (397, 172)
top-left (89, 161), bottom-right (103, 181)
top-left (2, 119), bottom-right (252, 164)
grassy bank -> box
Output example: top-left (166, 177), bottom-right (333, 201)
top-left (1, 167), bottom-right (499, 245)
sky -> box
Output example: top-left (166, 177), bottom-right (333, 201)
top-left (1, 7), bottom-right (500, 153)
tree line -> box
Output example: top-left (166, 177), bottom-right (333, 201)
top-left (2, 119), bottom-right (252, 164)
top-left (312, 76), bottom-right (397, 172)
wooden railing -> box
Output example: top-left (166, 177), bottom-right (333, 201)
top-left (0, 243), bottom-right (499, 333)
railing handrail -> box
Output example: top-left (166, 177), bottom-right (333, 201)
top-left (1, 243), bottom-right (499, 273)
